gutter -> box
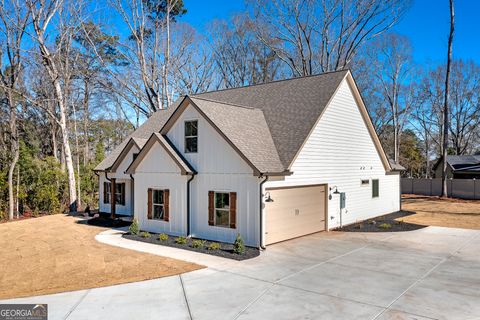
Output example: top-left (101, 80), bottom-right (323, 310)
top-left (186, 173), bottom-right (196, 237)
top-left (259, 175), bottom-right (269, 250)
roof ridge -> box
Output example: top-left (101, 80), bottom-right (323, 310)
top-left (190, 96), bottom-right (257, 110)
top-left (192, 69), bottom-right (350, 97)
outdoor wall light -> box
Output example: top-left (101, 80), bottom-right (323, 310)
top-left (329, 186), bottom-right (340, 200)
top-left (264, 192), bottom-right (274, 202)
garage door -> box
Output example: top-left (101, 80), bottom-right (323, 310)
top-left (265, 184), bottom-right (326, 245)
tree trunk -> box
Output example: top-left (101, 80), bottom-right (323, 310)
top-left (73, 102), bottom-right (81, 210)
top-left (7, 92), bottom-right (19, 220)
top-left (442, 0), bottom-right (454, 197)
top-left (425, 129), bottom-right (430, 178)
top-left (83, 79), bottom-right (89, 165)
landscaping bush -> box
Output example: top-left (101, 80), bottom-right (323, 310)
top-left (378, 223), bottom-right (392, 230)
top-left (207, 242), bottom-right (221, 251)
top-left (140, 231), bottom-right (151, 238)
top-left (175, 236), bottom-right (187, 244)
top-left (233, 234), bottom-right (245, 255)
top-left (129, 219), bottom-right (139, 235)
top-left (158, 233), bottom-right (169, 241)
top-left (191, 239), bottom-right (206, 248)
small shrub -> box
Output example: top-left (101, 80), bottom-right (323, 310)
top-left (140, 231), bottom-right (151, 238)
top-left (175, 236), bottom-right (187, 244)
top-left (207, 242), bottom-right (221, 251)
top-left (158, 233), bottom-right (169, 241)
top-left (378, 223), bottom-right (392, 230)
top-left (129, 219), bottom-right (139, 235)
top-left (191, 239), bottom-right (206, 248)
top-left (233, 234), bottom-right (245, 255)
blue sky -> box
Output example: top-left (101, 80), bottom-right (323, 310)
top-left (182, 0), bottom-right (479, 66)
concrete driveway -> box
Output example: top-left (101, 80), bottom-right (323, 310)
top-left (1, 226), bottom-right (479, 320)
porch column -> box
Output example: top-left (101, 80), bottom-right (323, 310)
top-left (111, 178), bottom-right (116, 219)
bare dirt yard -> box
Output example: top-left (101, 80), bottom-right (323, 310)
top-left (401, 195), bottom-right (480, 230)
top-left (0, 214), bottom-right (203, 299)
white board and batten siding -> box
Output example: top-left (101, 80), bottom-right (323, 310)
top-left (166, 104), bottom-right (260, 246)
top-left (98, 145), bottom-right (139, 215)
top-left (134, 142), bottom-right (189, 236)
top-left (264, 78), bottom-right (400, 230)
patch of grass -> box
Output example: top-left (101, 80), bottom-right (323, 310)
top-left (233, 234), bottom-right (245, 255)
top-left (207, 242), bottom-right (221, 251)
top-left (129, 219), bottom-right (139, 235)
top-left (140, 231), bottom-right (151, 238)
top-left (191, 239), bottom-right (206, 249)
top-left (175, 236), bottom-right (187, 245)
top-left (378, 223), bottom-right (392, 230)
top-left (158, 233), bottom-right (169, 241)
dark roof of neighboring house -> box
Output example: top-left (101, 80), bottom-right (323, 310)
top-left (95, 70), bottom-right (390, 175)
top-left (433, 155), bottom-right (480, 172)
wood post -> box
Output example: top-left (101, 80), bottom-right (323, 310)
top-left (111, 178), bottom-right (116, 219)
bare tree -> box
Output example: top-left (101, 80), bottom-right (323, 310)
top-left (355, 33), bottom-right (416, 162)
top-left (249, 0), bottom-right (409, 76)
top-left (107, 0), bottom-right (186, 116)
top-left (208, 15), bottom-right (284, 88)
top-left (0, 0), bottom-right (30, 220)
top-left (448, 60), bottom-right (480, 155)
top-left (442, 0), bottom-right (454, 197)
top-left (170, 23), bottom-right (216, 95)
top-left (27, 0), bottom-right (80, 211)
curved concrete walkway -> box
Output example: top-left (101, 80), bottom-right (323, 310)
top-left (1, 226), bottom-right (480, 320)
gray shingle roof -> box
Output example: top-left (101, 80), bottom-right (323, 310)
top-left (94, 101), bottom-right (179, 171)
top-left (96, 70), bottom-right (358, 174)
top-left (388, 159), bottom-right (406, 171)
top-left (193, 70), bottom-right (349, 168)
top-left (189, 97), bottom-right (285, 173)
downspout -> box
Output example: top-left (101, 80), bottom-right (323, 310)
top-left (259, 175), bottom-right (269, 250)
top-left (186, 173), bottom-right (196, 237)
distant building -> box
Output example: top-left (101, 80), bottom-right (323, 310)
top-left (433, 155), bottom-right (480, 179)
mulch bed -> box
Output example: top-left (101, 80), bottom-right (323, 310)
top-left (81, 217), bottom-right (132, 228)
top-left (335, 210), bottom-right (427, 232)
top-left (123, 232), bottom-right (260, 261)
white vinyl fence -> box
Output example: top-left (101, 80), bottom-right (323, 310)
top-left (401, 178), bottom-right (480, 200)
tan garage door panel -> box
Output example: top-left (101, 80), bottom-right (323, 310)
top-left (266, 185), bottom-right (326, 245)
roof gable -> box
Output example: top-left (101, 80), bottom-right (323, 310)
top-left (109, 137), bottom-right (147, 173)
top-left (94, 101), bottom-right (179, 172)
top-left (126, 133), bottom-right (195, 175)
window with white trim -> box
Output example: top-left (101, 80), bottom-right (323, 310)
top-left (185, 120), bottom-right (198, 153)
top-left (215, 192), bottom-right (230, 227)
top-left (152, 189), bottom-right (165, 220)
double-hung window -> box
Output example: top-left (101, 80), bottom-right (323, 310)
top-left (152, 190), bottom-right (165, 220)
top-left (115, 183), bottom-right (125, 205)
top-left (214, 192), bottom-right (230, 227)
top-left (208, 191), bottom-right (237, 229)
top-left (104, 182), bottom-right (111, 204)
top-left (185, 120), bottom-right (198, 153)
top-left (148, 189), bottom-right (170, 221)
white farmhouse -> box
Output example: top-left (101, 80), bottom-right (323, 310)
top-left (95, 70), bottom-right (402, 247)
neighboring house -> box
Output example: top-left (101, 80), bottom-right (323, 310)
top-left (433, 155), bottom-right (480, 179)
top-left (94, 70), bottom-right (402, 247)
